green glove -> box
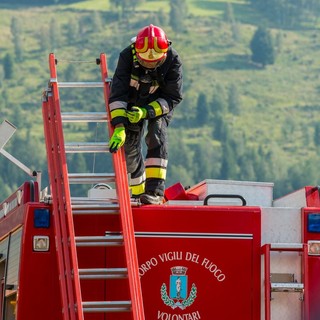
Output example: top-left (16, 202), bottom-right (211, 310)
top-left (127, 106), bottom-right (147, 123)
top-left (109, 127), bottom-right (126, 153)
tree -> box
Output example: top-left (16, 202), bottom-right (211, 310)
top-left (219, 141), bottom-right (238, 179)
top-left (91, 11), bottom-right (103, 33)
top-left (66, 17), bottom-right (79, 43)
top-left (167, 164), bottom-right (194, 188)
top-left (0, 176), bottom-right (13, 200)
top-left (250, 26), bottom-right (275, 67)
top-left (193, 142), bottom-right (220, 182)
top-left (157, 9), bottom-right (169, 26)
top-left (10, 17), bottom-right (23, 61)
top-left (212, 113), bottom-right (228, 141)
top-left (167, 131), bottom-right (194, 186)
top-left (170, 0), bottom-right (188, 33)
top-left (195, 92), bottom-right (209, 126)
top-left (64, 64), bottom-right (79, 82)
top-left (314, 123), bottom-right (320, 147)
top-left (224, 2), bottom-right (235, 24)
top-left (169, 131), bottom-right (193, 170)
top-left (39, 28), bottom-right (50, 52)
top-left (224, 2), bottom-right (240, 42)
top-left (3, 53), bottom-right (14, 80)
top-left (10, 16), bottom-right (20, 36)
top-left (228, 84), bottom-right (241, 115)
top-left (238, 152), bottom-right (256, 181)
top-left (211, 85), bottom-right (228, 114)
top-left (49, 17), bottom-right (61, 50)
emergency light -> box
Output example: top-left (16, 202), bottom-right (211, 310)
top-left (34, 208), bottom-right (50, 228)
top-left (307, 213), bottom-right (320, 233)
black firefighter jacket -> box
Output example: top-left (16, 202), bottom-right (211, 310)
top-left (109, 44), bottom-right (183, 127)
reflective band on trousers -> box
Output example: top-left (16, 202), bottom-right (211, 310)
top-left (145, 157), bottom-right (168, 167)
top-left (146, 167), bottom-right (167, 180)
top-left (130, 172), bottom-right (146, 186)
top-left (130, 182), bottom-right (145, 196)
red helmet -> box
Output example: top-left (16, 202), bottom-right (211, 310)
top-left (135, 24), bottom-right (169, 69)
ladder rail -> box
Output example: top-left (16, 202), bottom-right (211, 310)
top-left (43, 94), bottom-right (77, 320)
top-left (100, 53), bottom-right (145, 320)
top-left (50, 53), bottom-right (84, 320)
top-left (42, 97), bottom-right (71, 320)
top-left (44, 53), bottom-right (84, 320)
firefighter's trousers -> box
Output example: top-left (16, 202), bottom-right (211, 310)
top-left (124, 115), bottom-right (170, 197)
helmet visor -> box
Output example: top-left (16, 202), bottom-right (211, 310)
top-left (136, 49), bottom-right (167, 69)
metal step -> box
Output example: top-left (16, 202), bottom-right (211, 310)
top-left (79, 268), bottom-right (127, 279)
top-left (58, 81), bottom-right (104, 88)
top-left (75, 235), bottom-right (123, 247)
top-left (62, 112), bottom-right (108, 123)
top-left (82, 301), bottom-right (131, 313)
top-left (270, 243), bottom-right (303, 250)
top-left (270, 243), bottom-right (304, 251)
top-left (271, 282), bottom-right (304, 292)
top-left (65, 142), bottom-right (109, 153)
top-left (68, 173), bottom-right (115, 184)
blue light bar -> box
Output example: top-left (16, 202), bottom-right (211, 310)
top-left (307, 213), bottom-right (320, 233)
top-left (34, 208), bottom-right (50, 228)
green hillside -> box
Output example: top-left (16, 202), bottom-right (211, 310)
top-left (1, 0), bottom-right (320, 198)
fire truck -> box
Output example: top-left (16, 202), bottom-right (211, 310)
top-left (0, 53), bottom-right (319, 320)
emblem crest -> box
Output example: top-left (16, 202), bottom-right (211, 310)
top-left (161, 266), bottom-right (197, 310)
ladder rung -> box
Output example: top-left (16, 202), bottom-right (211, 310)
top-left (75, 236), bottom-right (123, 247)
top-left (65, 142), bottom-right (109, 153)
top-left (68, 173), bottom-right (115, 184)
top-left (82, 301), bottom-right (131, 313)
top-left (62, 112), bottom-right (108, 123)
top-left (71, 200), bottom-right (120, 214)
top-left (72, 208), bottom-right (119, 215)
top-left (71, 198), bottom-right (120, 214)
top-left (271, 282), bottom-right (304, 292)
top-left (79, 268), bottom-right (127, 279)
top-left (72, 209), bottom-right (119, 215)
top-left (58, 81), bottom-right (104, 88)
top-left (71, 197), bottom-right (118, 204)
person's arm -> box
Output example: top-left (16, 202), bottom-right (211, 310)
top-left (144, 49), bottom-right (183, 119)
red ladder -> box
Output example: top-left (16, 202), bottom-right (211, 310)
top-left (42, 53), bottom-right (145, 320)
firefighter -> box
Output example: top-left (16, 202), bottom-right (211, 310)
top-left (108, 24), bottom-right (183, 204)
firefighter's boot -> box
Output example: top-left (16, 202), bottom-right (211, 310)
top-left (140, 192), bottom-right (164, 205)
